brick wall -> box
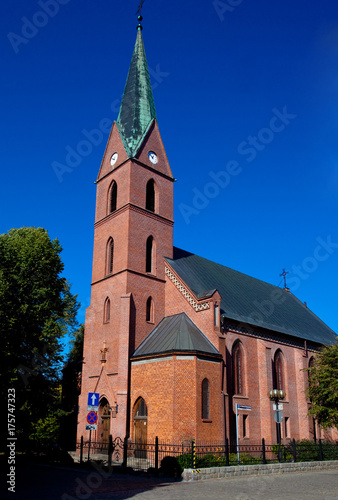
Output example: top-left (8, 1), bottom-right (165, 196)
top-left (130, 354), bottom-right (223, 443)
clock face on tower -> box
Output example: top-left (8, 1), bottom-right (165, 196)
top-left (110, 152), bottom-right (118, 167)
top-left (148, 151), bottom-right (158, 164)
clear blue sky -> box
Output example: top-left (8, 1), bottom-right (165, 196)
top-left (1, 1), bottom-right (338, 348)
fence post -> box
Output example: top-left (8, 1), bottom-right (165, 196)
top-left (80, 436), bottom-right (83, 464)
top-left (155, 436), bottom-right (159, 472)
top-left (262, 438), bottom-right (266, 464)
top-left (225, 438), bottom-right (229, 466)
top-left (319, 439), bottom-right (323, 461)
top-left (108, 434), bottom-right (113, 468)
top-left (191, 440), bottom-right (195, 469)
top-left (123, 436), bottom-right (128, 469)
top-left (292, 439), bottom-right (296, 462)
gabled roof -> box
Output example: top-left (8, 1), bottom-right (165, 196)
top-left (117, 29), bottom-right (156, 157)
top-left (133, 312), bottom-right (221, 357)
top-left (165, 247), bottom-right (337, 346)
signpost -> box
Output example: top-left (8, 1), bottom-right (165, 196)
top-left (235, 404), bottom-right (252, 463)
top-left (86, 393), bottom-right (99, 460)
top-left (87, 392), bottom-right (100, 411)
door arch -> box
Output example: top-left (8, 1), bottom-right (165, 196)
top-left (133, 398), bottom-right (148, 458)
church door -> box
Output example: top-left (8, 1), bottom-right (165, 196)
top-left (99, 398), bottom-right (111, 447)
top-left (133, 398), bottom-right (148, 458)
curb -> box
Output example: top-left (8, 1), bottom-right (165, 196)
top-left (182, 460), bottom-right (338, 481)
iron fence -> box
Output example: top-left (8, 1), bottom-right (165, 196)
top-left (76, 437), bottom-right (338, 472)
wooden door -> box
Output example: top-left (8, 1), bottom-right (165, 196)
top-left (100, 402), bottom-right (111, 446)
top-left (133, 398), bottom-right (148, 458)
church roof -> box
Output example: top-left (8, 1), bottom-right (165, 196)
top-left (165, 248), bottom-right (337, 346)
top-left (133, 312), bottom-right (221, 357)
top-left (117, 28), bottom-right (156, 157)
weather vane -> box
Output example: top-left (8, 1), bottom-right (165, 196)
top-left (136, 0), bottom-right (146, 16)
top-left (135, 0), bottom-right (146, 30)
top-left (280, 268), bottom-right (289, 289)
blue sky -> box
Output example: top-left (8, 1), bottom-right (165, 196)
top-left (1, 0), bottom-right (338, 349)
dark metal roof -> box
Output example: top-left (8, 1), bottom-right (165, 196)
top-left (117, 30), bottom-right (156, 157)
top-left (133, 312), bottom-right (221, 357)
top-left (165, 248), bottom-right (337, 346)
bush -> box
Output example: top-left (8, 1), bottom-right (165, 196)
top-left (176, 451), bottom-right (262, 469)
top-left (321, 442), bottom-right (338, 460)
top-left (285, 439), bottom-right (338, 462)
top-left (159, 456), bottom-right (183, 478)
top-left (272, 444), bottom-right (293, 462)
top-left (175, 453), bottom-right (192, 469)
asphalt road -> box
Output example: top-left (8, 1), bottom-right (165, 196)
top-left (2, 463), bottom-right (338, 500)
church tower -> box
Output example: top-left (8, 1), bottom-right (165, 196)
top-left (78, 17), bottom-right (174, 440)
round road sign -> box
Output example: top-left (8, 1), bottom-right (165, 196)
top-left (274, 410), bottom-right (283, 424)
top-left (87, 411), bottom-right (98, 425)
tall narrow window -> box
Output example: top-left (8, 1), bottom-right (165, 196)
top-left (103, 297), bottom-right (110, 323)
top-left (202, 378), bottom-right (210, 419)
top-left (274, 350), bottom-right (284, 390)
top-left (284, 416), bottom-right (289, 438)
top-left (308, 357), bottom-right (317, 441)
top-left (233, 342), bottom-right (244, 395)
top-left (106, 238), bottom-right (114, 275)
top-left (243, 415), bottom-right (248, 438)
top-left (146, 236), bottom-right (154, 273)
top-left (146, 179), bottom-right (155, 212)
top-left (214, 303), bottom-right (219, 326)
top-left (109, 181), bottom-right (117, 213)
top-left (146, 296), bottom-right (154, 322)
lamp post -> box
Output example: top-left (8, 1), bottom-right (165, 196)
top-left (269, 389), bottom-right (286, 462)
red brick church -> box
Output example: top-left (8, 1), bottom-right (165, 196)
top-left (77, 18), bottom-right (337, 447)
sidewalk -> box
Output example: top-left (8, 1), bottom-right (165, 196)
top-left (2, 460), bottom-right (337, 499)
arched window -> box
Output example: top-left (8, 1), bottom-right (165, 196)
top-left (308, 356), bottom-right (317, 441)
top-left (146, 296), bottom-right (154, 322)
top-left (233, 342), bottom-right (244, 395)
top-left (202, 378), bottom-right (210, 419)
top-left (146, 236), bottom-right (155, 273)
top-left (134, 397), bottom-right (148, 417)
top-left (103, 297), bottom-right (110, 323)
top-left (146, 179), bottom-right (155, 212)
top-left (274, 350), bottom-right (284, 390)
top-left (308, 356), bottom-right (316, 389)
top-left (106, 238), bottom-right (114, 275)
top-left (109, 181), bottom-right (117, 213)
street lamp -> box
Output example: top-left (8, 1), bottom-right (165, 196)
top-left (269, 389), bottom-right (286, 462)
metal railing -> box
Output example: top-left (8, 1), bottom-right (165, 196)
top-left (76, 437), bottom-right (338, 471)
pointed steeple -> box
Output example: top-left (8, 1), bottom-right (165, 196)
top-left (117, 23), bottom-right (156, 157)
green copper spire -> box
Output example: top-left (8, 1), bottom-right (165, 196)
top-left (117, 25), bottom-right (156, 157)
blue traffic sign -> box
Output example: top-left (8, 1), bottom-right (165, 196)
top-left (88, 392), bottom-right (99, 407)
top-left (87, 411), bottom-right (98, 424)
top-left (237, 404), bottom-right (252, 411)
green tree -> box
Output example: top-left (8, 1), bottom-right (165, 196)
top-left (61, 324), bottom-right (84, 448)
top-left (306, 341), bottom-right (338, 430)
top-left (0, 227), bottom-right (79, 448)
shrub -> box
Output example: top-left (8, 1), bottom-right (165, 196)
top-left (271, 444), bottom-right (293, 462)
top-left (159, 456), bottom-right (183, 478)
top-left (176, 453), bottom-right (192, 469)
top-left (321, 442), bottom-right (338, 460)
